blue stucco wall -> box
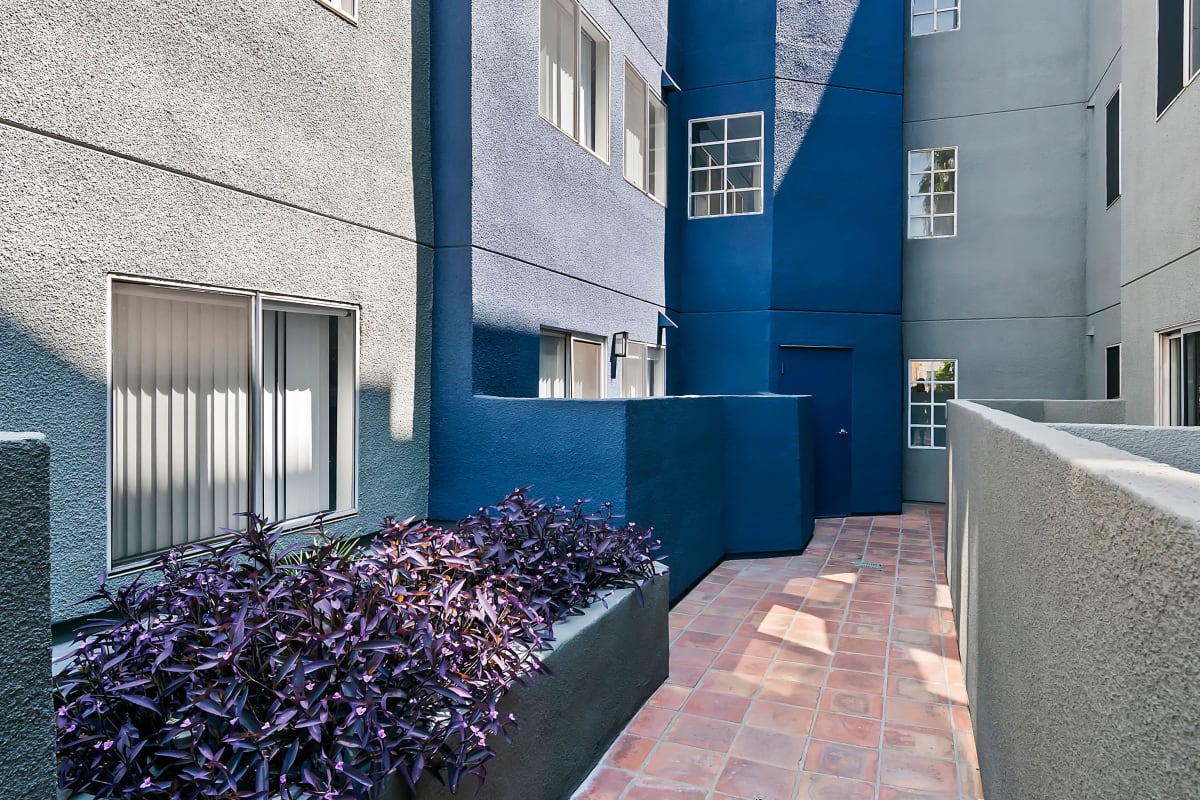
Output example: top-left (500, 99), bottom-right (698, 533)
top-left (666, 0), bottom-right (904, 514)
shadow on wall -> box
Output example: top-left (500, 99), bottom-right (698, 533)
top-left (0, 310), bottom-right (430, 626)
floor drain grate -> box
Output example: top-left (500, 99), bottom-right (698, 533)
top-left (851, 560), bottom-right (883, 570)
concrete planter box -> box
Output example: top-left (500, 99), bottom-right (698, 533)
top-left (381, 569), bottom-right (669, 800)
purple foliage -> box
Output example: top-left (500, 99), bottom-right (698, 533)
top-left (55, 489), bottom-right (660, 800)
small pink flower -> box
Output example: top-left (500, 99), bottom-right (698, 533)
top-left (140, 777), bottom-right (153, 789)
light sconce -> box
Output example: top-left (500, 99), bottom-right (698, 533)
top-left (613, 331), bottom-right (629, 358)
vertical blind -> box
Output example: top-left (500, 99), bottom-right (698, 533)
top-left (111, 283), bottom-right (252, 564)
top-left (570, 338), bottom-right (603, 399)
top-left (539, 0), bottom-right (576, 136)
top-left (538, 333), bottom-right (567, 398)
top-left (624, 65), bottom-right (647, 187)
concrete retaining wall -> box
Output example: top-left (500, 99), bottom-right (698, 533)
top-left (946, 401), bottom-right (1200, 800)
top-left (974, 398), bottom-right (1125, 423)
top-left (0, 433), bottom-right (54, 798)
top-left (382, 571), bottom-right (670, 800)
top-left (1052, 424), bottom-right (1200, 475)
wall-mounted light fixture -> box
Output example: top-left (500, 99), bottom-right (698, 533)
top-left (613, 331), bottom-right (629, 358)
top-left (656, 312), bottom-right (678, 346)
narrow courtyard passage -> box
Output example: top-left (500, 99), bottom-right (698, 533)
top-left (573, 505), bottom-right (984, 800)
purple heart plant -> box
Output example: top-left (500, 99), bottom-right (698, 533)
top-left (55, 489), bottom-right (661, 799)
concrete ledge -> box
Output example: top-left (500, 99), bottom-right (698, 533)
top-left (0, 433), bottom-right (53, 798)
top-left (1051, 423), bottom-right (1200, 475)
top-left (383, 569), bottom-right (670, 800)
top-left (946, 401), bottom-right (1200, 800)
top-left (973, 398), bottom-right (1125, 423)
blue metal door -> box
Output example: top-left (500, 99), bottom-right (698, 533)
top-left (779, 347), bottom-right (853, 517)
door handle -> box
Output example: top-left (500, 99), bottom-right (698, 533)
top-left (837, 428), bottom-right (849, 436)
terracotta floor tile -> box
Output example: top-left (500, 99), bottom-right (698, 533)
top-left (642, 742), bottom-right (724, 788)
top-left (880, 751), bottom-right (960, 795)
top-left (714, 756), bottom-right (799, 800)
top-left (712, 652), bottom-right (773, 678)
top-left (626, 705), bottom-right (676, 738)
top-left (888, 675), bottom-right (950, 705)
top-left (666, 660), bottom-right (709, 688)
top-left (681, 689), bottom-right (751, 723)
top-left (730, 724), bottom-right (809, 768)
top-left (882, 722), bottom-right (956, 760)
top-left (744, 700), bottom-right (815, 735)
top-left (725, 636), bottom-right (781, 659)
top-left (573, 767), bottom-right (633, 800)
top-left (884, 697), bottom-right (953, 730)
top-left (819, 688), bottom-right (884, 720)
top-left (951, 704), bottom-right (974, 732)
top-left (795, 772), bottom-right (877, 800)
top-left (698, 669), bottom-right (761, 698)
top-left (663, 713), bottom-right (740, 752)
top-left (675, 630), bottom-right (729, 651)
top-left (624, 776), bottom-right (710, 800)
top-left (603, 734), bottom-right (656, 771)
top-left (832, 651), bottom-right (887, 674)
top-left (648, 683), bottom-right (692, 711)
top-left (687, 614), bottom-right (742, 636)
top-left (811, 711), bottom-right (882, 748)
top-left (757, 676), bottom-right (822, 708)
top-left (803, 740), bottom-right (880, 782)
top-left (765, 659), bottom-right (828, 686)
top-left (826, 668), bottom-right (886, 694)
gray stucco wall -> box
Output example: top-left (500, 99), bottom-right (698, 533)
top-left (1052, 424), bottom-right (1200, 475)
top-left (0, 1), bottom-right (430, 623)
top-left (1119, 3), bottom-right (1200, 424)
top-left (974, 399), bottom-right (1126, 424)
top-left (902, 1), bottom-right (1092, 501)
top-left (0, 434), bottom-right (54, 799)
top-left (946, 400), bottom-right (1200, 800)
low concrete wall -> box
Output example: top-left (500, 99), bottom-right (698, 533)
top-left (382, 571), bottom-right (670, 800)
top-left (946, 401), bottom-right (1200, 800)
top-left (974, 398), bottom-right (1125, 423)
top-left (1052, 423), bottom-right (1200, 475)
top-left (433, 394), bottom-right (815, 601)
top-left (0, 433), bottom-right (53, 798)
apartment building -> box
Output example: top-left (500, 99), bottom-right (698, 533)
top-left (2, 0), bottom-right (1197, 624)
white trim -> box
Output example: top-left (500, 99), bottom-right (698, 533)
top-left (906, 146), bottom-right (958, 239)
top-left (106, 276), bottom-right (362, 575)
top-left (623, 59), bottom-right (668, 206)
top-left (687, 111), bottom-right (766, 220)
top-left (907, 358), bottom-right (958, 450)
top-left (911, 0), bottom-right (961, 36)
top-left (538, 0), bottom-right (611, 164)
top-left (314, 0), bottom-right (358, 25)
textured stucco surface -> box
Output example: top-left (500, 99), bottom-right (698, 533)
top-left (382, 572), bottom-right (670, 800)
top-left (972, 399), bottom-right (1125, 424)
top-left (0, 10), bottom-right (432, 623)
top-left (0, 434), bottom-right (54, 798)
top-left (0, 0), bottom-right (425, 238)
top-left (946, 401), bottom-right (1200, 800)
top-left (1052, 424), bottom-right (1200, 475)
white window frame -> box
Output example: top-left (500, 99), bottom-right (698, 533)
top-left (539, 0), bottom-right (611, 162)
top-left (315, 0), bottom-right (358, 24)
top-left (106, 275), bottom-right (361, 575)
top-left (620, 340), bottom-right (667, 398)
top-left (1157, 321), bottom-right (1200, 425)
top-left (907, 359), bottom-right (957, 450)
top-left (623, 61), bottom-right (668, 205)
top-left (538, 328), bottom-right (607, 399)
top-left (907, 147), bottom-right (958, 239)
top-left (911, 0), bottom-right (960, 36)
top-left (688, 111), bottom-right (765, 220)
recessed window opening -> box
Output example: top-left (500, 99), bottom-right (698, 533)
top-left (689, 112), bottom-right (765, 218)
top-left (1106, 343), bottom-right (1122, 400)
top-left (109, 280), bottom-right (359, 571)
top-left (539, 329), bottom-right (606, 398)
top-left (908, 147), bottom-right (957, 239)
top-left (620, 341), bottom-right (667, 397)
top-left (1158, 0), bottom-right (1199, 114)
top-left (1106, 88), bottom-right (1121, 206)
top-left (539, 0), bottom-right (611, 160)
top-left (1161, 324), bottom-right (1200, 425)
top-left (908, 359), bottom-right (957, 448)
top-left (912, 0), bottom-right (959, 35)
top-left (624, 61), bottom-right (668, 204)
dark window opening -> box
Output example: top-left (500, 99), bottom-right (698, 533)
top-left (1106, 344), bottom-right (1121, 399)
top-left (1159, 0), bottom-right (1186, 114)
top-left (1106, 90), bottom-right (1121, 205)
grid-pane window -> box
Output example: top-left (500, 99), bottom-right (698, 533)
top-left (912, 0), bottom-right (959, 35)
top-left (621, 342), bottom-right (667, 398)
top-left (1163, 327), bottom-right (1200, 425)
top-left (111, 282), bottom-right (358, 569)
top-left (908, 359), bottom-right (957, 449)
top-left (540, 0), bottom-right (609, 159)
top-left (908, 147), bottom-right (957, 239)
top-left (315, 0), bottom-right (357, 23)
top-left (624, 62), bottom-right (668, 204)
top-left (538, 330), bottom-right (605, 399)
top-left (689, 113), bottom-right (764, 218)
top-left (1106, 89), bottom-right (1121, 206)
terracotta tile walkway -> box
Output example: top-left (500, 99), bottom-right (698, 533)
top-left (573, 504), bottom-right (983, 800)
